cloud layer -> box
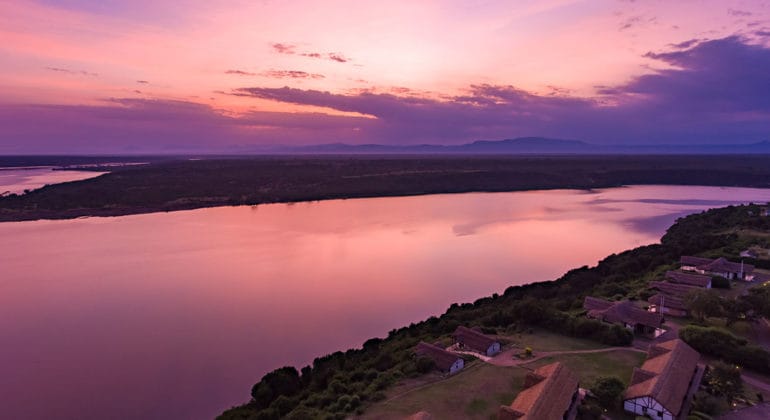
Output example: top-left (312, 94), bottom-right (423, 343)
top-left (2, 36), bottom-right (769, 153)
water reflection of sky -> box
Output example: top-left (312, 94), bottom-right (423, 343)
top-left (1, 185), bottom-right (770, 420)
top-left (0, 168), bottom-right (105, 194)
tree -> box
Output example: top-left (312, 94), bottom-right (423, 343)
top-left (686, 289), bottom-right (723, 321)
top-left (744, 285), bottom-right (770, 318)
top-left (705, 361), bottom-right (743, 404)
top-left (590, 376), bottom-right (626, 409)
top-left (250, 366), bottom-right (303, 408)
top-left (722, 297), bottom-right (755, 326)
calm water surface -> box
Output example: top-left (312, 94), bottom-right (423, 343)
top-left (2, 185), bottom-right (770, 419)
top-left (0, 168), bottom-right (105, 194)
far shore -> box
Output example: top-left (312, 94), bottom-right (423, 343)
top-left (2, 155), bottom-right (770, 223)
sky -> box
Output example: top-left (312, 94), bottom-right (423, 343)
top-left (1, 0), bottom-right (770, 153)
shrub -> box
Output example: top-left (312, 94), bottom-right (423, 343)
top-left (577, 402), bottom-right (602, 420)
top-left (704, 361), bottom-right (742, 404)
top-left (680, 325), bottom-right (770, 373)
top-left (250, 366), bottom-right (302, 408)
top-left (590, 376), bottom-right (626, 409)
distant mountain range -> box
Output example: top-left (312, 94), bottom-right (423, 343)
top-left (254, 137), bottom-right (770, 155)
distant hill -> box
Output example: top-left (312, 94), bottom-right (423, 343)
top-left (265, 137), bottom-right (770, 155)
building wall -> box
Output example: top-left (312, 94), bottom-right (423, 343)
top-left (486, 342), bottom-right (501, 356)
top-left (706, 270), bottom-right (731, 280)
top-left (624, 397), bottom-right (673, 420)
top-left (449, 359), bottom-right (464, 375)
top-left (663, 307), bottom-right (688, 317)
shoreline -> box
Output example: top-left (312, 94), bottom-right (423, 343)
top-left (4, 182), bottom-right (770, 224)
top-left (217, 202), bottom-right (770, 419)
top-left (3, 155), bottom-right (770, 223)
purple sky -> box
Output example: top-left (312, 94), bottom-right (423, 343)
top-left (1, 1), bottom-right (770, 153)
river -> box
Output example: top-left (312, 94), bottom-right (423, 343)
top-left (1, 185), bottom-right (769, 419)
top-left (0, 167), bottom-right (105, 195)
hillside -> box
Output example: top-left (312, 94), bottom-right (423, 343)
top-left (218, 203), bottom-right (770, 419)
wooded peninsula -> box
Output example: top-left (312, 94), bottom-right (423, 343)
top-left (3, 154), bottom-right (770, 222)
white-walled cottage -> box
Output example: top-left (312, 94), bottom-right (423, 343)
top-left (414, 342), bottom-right (464, 375)
top-left (453, 326), bottom-right (501, 356)
top-left (623, 339), bottom-right (703, 420)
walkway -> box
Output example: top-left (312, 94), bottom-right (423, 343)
top-left (481, 346), bottom-right (645, 367)
top-left (742, 371), bottom-right (770, 394)
top-left (720, 402), bottom-right (770, 420)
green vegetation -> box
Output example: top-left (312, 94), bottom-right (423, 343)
top-left (219, 203), bottom-right (770, 419)
top-left (682, 280), bottom-right (770, 326)
top-left (524, 351), bottom-right (645, 386)
top-left (679, 325), bottom-right (770, 374)
top-left (704, 361), bottom-right (743, 404)
top-left (4, 154), bottom-right (770, 221)
top-left (361, 364), bottom-right (527, 420)
top-left (686, 289), bottom-right (724, 321)
top-left (506, 329), bottom-right (607, 352)
top-left (590, 376), bottom-right (627, 409)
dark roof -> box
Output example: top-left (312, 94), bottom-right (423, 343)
top-left (680, 256), bottom-right (754, 275)
top-left (583, 296), bottom-right (614, 312)
top-left (648, 293), bottom-right (688, 311)
top-left (649, 280), bottom-right (698, 297)
top-left (406, 411), bottom-right (433, 420)
top-left (584, 296), bottom-right (664, 329)
top-left (625, 339), bottom-right (700, 416)
top-left (453, 326), bottom-right (498, 353)
top-left (414, 342), bottom-right (462, 372)
top-left (665, 270), bottom-right (712, 288)
top-left (700, 257), bottom-right (753, 274)
top-left (500, 362), bottom-right (578, 420)
top-left (680, 256), bottom-right (713, 267)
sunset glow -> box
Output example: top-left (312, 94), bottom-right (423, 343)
top-left (1, 0), bottom-right (769, 152)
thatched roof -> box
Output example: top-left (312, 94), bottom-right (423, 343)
top-left (499, 362), bottom-right (578, 420)
top-left (648, 293), bottom-right (687, 311)
top-left (679, 256), bottom-right (754, 275)
top-left (584, 296), bottom-right (663, 329)
top-left (680, 256), bottom-right (713, 267)
top-left (406, 411), bottom-right (433, 420)
top-left (624, 339), bottom-right (700, 416)
top-left (649, 280), bottom-right (698, 297)
top-left (665, 270), bottom-right (712, 288)
top-left (583, 296), bottom-right (614, 312)
top-left (414, 342), bottom-right (462, 372)
top-left (700, 257), bottom-right (753, 274)
top-left (453, 326), bottom-right (498, 353)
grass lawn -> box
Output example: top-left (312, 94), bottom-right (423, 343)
top-left (501, 329), bottom-right (609, 352)
top-left (720, 279), bottom-right (757, 299)
top-left (523, 349), bottom-right (646, 386)
top-left (361, 363), bottom-right (527, 419)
